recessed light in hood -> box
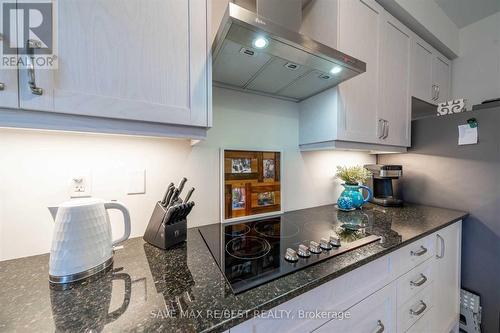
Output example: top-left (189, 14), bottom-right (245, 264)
top-left (212, 3), bottom-right (366, 102)
top-left (252, 37), bottom-right (269, 49)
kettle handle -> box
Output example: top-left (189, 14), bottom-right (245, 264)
top-left (104, 201), bottom-right (131, 246)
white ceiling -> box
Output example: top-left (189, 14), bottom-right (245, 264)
top-left (434, 0), bottom-right (500, 28)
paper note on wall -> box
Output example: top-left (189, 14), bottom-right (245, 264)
top-left (458, 124), bottom-right (478, 145)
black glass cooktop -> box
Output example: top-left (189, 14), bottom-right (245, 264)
top-left (198, 209), bottom-right (383, 294)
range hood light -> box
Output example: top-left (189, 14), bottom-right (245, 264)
top-left (252, 37), bottom-right (269, 49)
top-left (330, 66), bottom-right (342, 74)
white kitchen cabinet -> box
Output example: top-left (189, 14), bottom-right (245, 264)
top-left (405, 309), bottom-right (433, 333)
top-left (299, 0), bottom-right (411, 151)
top-left (230, 255), bottom-right (393, 333)
top-left (411, 39), bottom-right (434, 105)
top-left (4, 0), bottom-right (211, 137)
top-left (0, 0), bottom-right (19, 109)
top-left (336, 0), bottom-right (383, 144)
top-left (432, 54), bottom-right (451, 103)
top-left (230, 222), bottom-right (462, 333)
top-left (411, 36), bottom-right (451, 105)
top-left (432, 221), bottom-right (462, 333)
top-left (398, 284), bottom-right (434, 332)
top-left (314, 284), bottom-right (397, 333)
top-left (378, 11), bottom-right (412, 147)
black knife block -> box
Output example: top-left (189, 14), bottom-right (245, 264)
top-left (143, 202), bottom-right (187, 250)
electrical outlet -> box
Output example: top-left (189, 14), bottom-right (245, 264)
top-left (70, 173), bottom-right (92, 198)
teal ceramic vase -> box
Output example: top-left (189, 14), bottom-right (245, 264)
top-left (337, 183), bottom-right (372, 211)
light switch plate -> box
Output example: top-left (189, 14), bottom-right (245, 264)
top-left (127, 169), bottom-right (146, 195)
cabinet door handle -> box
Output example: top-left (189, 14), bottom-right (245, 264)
top-left (409, 300), bottom-right (427, 316)
top-left (410, 245), bottom-right (427, 256)
top-left (436, 84), bottom-right (440, 100)
top-left (432, 84), bottom-right (438, 100)
top-left (436, 234), bottom-right (445, 259)
top-left (0, 82), bottom-right (4, 91)
top-left (26, 39), bottom-right (43, 95)
top-left (410, 273), bottom-right (428, 287)
top-left (372, 320), bottom-right (385, 333)
top-left (378, 119), bottom-right (385, 139)
top-left (383, 120), bottom-right (389, 139)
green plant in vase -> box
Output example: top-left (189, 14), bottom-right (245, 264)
top-left (335, 166), bottom-right (372, 211)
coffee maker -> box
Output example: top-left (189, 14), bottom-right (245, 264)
top-left (364, 164), bottom-right (403, 207)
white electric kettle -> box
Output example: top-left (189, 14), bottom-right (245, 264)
top-left (48, 198), bottom-right (131, 284)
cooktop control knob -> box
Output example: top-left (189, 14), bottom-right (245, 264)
top-left (329, 234), bottom-right (341, 247)
top-left (297, 244), bottom-right (311, 257)
top-left (309, 241), bottom-right (322, 254)
top-left (320, 237), bottom-right (333, 250)
top-left (285, 248), bottom-right (299, 262)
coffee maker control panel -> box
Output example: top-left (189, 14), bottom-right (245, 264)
top-left (364, 164), bottom-right (402, 178)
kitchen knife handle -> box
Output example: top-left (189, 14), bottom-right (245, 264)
top-left (177, 177), bottom-right (188, 196)
top-left (169, 205), bottom-right (183, 224)
top-left (168, 188), bottom-right (180, 207)
top-left (183, 202), bottom-right (195, 218)
top-left (184, 187), bottom-right (195, 203)
top-left (162, 183), bottom-right (175, 205)
top-left (162, 206), bottom-right (176, 225)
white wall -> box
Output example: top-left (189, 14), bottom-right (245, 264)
top-left (0, 87), bottom-right (375, 261)
top-left (452, 12), bottom-right (500, 107)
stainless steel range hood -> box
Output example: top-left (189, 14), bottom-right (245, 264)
top-left (212, 2), bottom-right (366, 102)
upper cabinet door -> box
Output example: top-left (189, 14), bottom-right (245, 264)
top-left (411, 37), bottom-right (451, 105)
top-left (19, 0), bottom-right (210, 127)
top-left (378, 13), bottom-right (411, 147)
top-left (411, 38), bottom-right (434, 104)
top-left (432, 54), bottom-right (451, 103)
top-left (0, 0), bottom-right (19, 109)
top-left (337, 0), bottom-right (383, 144)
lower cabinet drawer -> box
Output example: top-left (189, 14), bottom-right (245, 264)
top-left (314, 283), bottom-right (397, 333)
top-left (396, 258), bottom-right (434, 305)
top-left (230, 255), bottom-right (392, 333)
top-left (393, 234), bottom-right (435, 277)
top-left (398, 284), bottom-right (434, 332)
top-left (405, 308), bottom-right (433, 333)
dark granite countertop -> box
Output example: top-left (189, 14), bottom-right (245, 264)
top-left (0, 203), bottom-right (467, 333)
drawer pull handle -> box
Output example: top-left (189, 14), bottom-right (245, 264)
top-left (410, 246), bottom-right (427, 257)
top-left (372, 320), bottom-right (385, 333)
top-left (410, 273), bottom-right (427, 287)
top-left (0, 82), bottom-right (4, 91)
top-left (409, 300), bottom-right (427, 316)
